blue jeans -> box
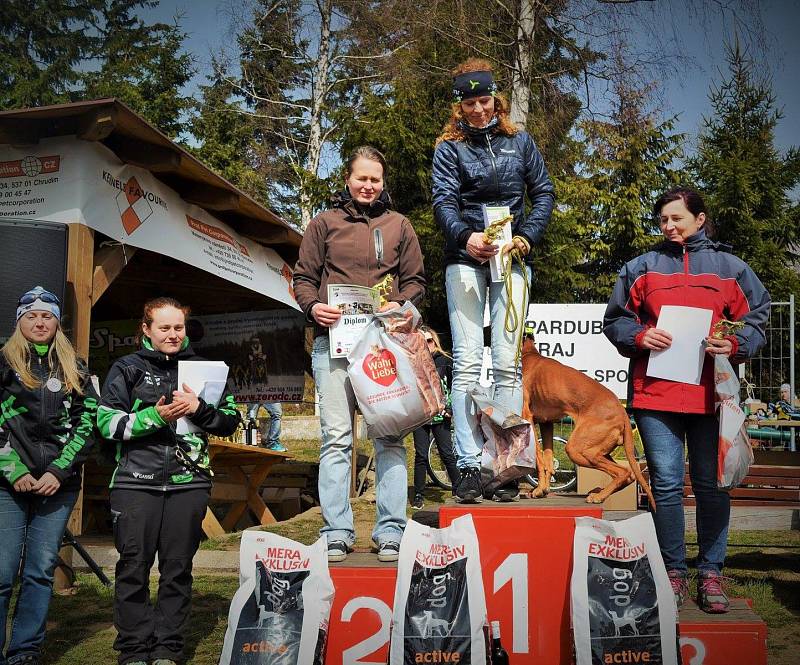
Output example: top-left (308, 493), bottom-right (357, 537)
top-left (633, 409), bottom-right (729, 575)
top-left (264, 402), bottom-right (282, 446)
top-left (0, 485), bottom-right (77, 665)
top-left (311, 335), bottom-right (407, 546)
top-left (445, 262), bottom-right (530, 468)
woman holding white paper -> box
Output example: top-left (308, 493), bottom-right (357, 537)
top-left (604, 187), bottom-right (770, 614)
top-left (97, 297), bottom-right (240, 665)
top-left (293, 145), bottom-right (425, 563)
top-left (432, 58), bottom-right (554, 503)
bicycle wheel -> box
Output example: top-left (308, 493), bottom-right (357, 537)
top-left (426, 436), bottom-right (454, 490)
top-left (525, 436), bottom-right (577, 492)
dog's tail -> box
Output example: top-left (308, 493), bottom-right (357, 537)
top-left (622, 418), bottom-right (656, 511)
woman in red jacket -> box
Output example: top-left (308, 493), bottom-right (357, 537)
top-left (604, 188), bottom-right (770, 613)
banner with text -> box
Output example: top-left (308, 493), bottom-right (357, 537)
top-left (480, 303), bottom-right (629, 399)
top-left (0, 137), bottom-right (298, 309)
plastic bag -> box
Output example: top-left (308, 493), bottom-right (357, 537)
top-left (572, 513), bottom-right (679, 665)
top-left (347, 302), bottom-right (444, 439)
top-left (470, 386), bottom-right (536, 495)
top-left (389, 514), bottom-right (489, 665)
top-left (219, 531), bottom-right (334, 665)
top-left (714, 354), bottom-right (753, 490)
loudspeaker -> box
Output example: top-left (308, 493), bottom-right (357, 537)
top-left (0, 219), bottom-right (68, 342)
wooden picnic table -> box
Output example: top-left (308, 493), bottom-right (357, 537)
top-left (203, 438), bottom-right (293, 538)
top-left (756, 420), bottom-right (800, 452)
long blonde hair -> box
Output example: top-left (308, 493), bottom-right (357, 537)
top-left (436, 58), bottom-right (518, 145)
top-left (420, 325), bottom-right (451, 359)
top-left (1, 325), bottom-right (85, 394)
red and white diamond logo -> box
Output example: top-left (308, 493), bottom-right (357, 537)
top-left (115, 176), bottom-right (153, 235)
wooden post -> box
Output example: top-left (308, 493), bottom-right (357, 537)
top-left (54, 223), bottom-right (94, 592)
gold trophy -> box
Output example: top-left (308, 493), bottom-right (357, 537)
top-left (372, 274), bottom-right (394, 308)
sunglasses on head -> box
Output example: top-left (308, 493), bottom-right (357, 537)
top-left (18, 291), bottom-right (60, 306)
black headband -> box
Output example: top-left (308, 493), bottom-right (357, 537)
top-left (452, 70), bottom-right (498, 102)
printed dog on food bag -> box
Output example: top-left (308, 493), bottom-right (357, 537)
top-left (521, 336), bottom-right (655, 508)
top-left (420, 610), bottom-right (454, 638)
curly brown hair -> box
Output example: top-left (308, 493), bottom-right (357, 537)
top-left (436, 58), bottom-right (518, 145)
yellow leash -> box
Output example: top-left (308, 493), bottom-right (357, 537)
top-left (502, 247), bottom-right (530, 369)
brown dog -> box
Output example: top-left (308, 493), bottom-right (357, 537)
top-left (521, 337), bottom-right (655, 509)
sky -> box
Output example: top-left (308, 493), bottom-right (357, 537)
top-left (145, 0), bottom-right (799, 157)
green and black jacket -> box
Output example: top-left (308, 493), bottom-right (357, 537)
top-left (97, 338), bottom-right (240, 491)
top-left (0, 345), bottom-right (98, 492)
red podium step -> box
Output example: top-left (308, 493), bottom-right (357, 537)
top-left (323, 497), bottom-right (767, 665)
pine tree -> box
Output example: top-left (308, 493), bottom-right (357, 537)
top-left (0, 0), bottom-right (100, 108)
top-left (693, 42), bottom-right (800, 299)
top-left (82, 1), bottom-right (194, 138)
top-left (189, 69), bottom-right (268, 204)
top-left (544, 78), bottom-right (686, 303)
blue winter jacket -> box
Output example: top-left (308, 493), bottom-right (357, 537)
top-left (432, 122), bottom-right (555, 266)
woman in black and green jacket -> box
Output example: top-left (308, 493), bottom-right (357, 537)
top-left (1, 286), bottom-right (97, 665)
top-left (97, 297), bottom-right (239, 665)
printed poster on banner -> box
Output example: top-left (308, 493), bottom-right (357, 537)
top-left (327, 283), bottom-right (380, 358)
top-left (479, 303), bottom-right (629, 399)
top-left (0, 137), bottom-right (297, 309)
top-left (89, 310), bottom-right (306, 402)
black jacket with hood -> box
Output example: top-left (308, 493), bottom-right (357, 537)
top-left (97, 337), bottom-right (240, 491)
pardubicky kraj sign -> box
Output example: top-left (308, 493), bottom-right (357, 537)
top-left (481, 303), bottom-right (629, 399)
top-left (0, 137), bottom-right (298, 309)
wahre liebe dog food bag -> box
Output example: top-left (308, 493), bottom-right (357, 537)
top-left (713, 354), bottom-right (754, 491)
top-left (389, 513), bottom-right (488, 665)
top-left (572, 513), bottom-right (680, 665)
top-left (218, 531), bottom-right (334, 665)
top-left (469, 386), bottom-right (536, 495)
top-left (347, 301), bottom-right (444, 439)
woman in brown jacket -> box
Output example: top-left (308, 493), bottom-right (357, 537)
top-left (293, 145), bottom-right (425, 563)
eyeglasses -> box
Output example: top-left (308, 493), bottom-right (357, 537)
top-left (18, 291), bottom-right (60, 306)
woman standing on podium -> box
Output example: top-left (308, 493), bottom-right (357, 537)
top-left (293, 145), bottom-right (426, 563)
top-left (604, 187), bottom-right (770, 613)
top-left (432, 58), bottom-right (554, 503)
top-left (0, 286), bottom-right (98, 665)
top-left (97, 297), bottom-right (240, 665)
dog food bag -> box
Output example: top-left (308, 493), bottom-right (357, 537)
top-left (219, 531), bottom-right (334, 665)
top-left (572, 513), bottom-right (679, 665)
top-left (348, 302), bottom-right (444, 439)
top-left (714, 354), bottom-right (754, 490)
top-left (389, 514), bottom-right (488, 665)
top-left (469, 386), bottom-right (536, 494)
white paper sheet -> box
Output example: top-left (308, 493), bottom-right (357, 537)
top-left (646, 305), bottom-right (713, 385)
top-left (176, 360), bottom-right (229, 434)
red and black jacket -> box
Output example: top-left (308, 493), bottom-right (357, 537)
top-left (603, 230), bottom-right (770, 414)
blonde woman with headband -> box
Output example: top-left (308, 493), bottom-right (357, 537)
top-left (410, 327), bottom-right (458, 509)
top-left (0, 286), bottom-right (98, 665)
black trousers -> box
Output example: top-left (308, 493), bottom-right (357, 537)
top-left (110, 487), bottom-right (209, 665)
top-left (412, 422), bottom-right (459, 495)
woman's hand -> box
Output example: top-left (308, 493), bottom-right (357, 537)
top-left (640, 328), bottom-right (673, 351)
top-left (155, 395), bottom-right (192, 423)
top-left (501, 236), bottom-right (530, 257)
top-left (466, 232), bottom-right (498, 263)
top-left (172, 383), bottom-right (200, 416)
top-left (32, 471), bottom-right (61, 496)
top-left (704, 336), bottom-right (733, 356)
top-left (377, 301), bottom-right (401, 313)
top-left (311, 302), bottom-right (342, 327)
top-left (13, 473), bottom-right (37, 492)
